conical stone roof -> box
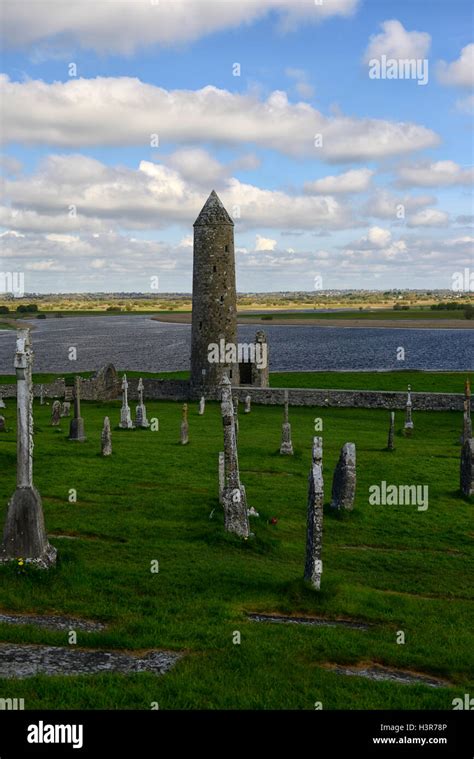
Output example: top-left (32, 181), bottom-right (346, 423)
top-left (194, 190), bottom-right (234, 226)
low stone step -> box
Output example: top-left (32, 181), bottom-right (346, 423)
top-left (0, 613), bottom-right (105, 632)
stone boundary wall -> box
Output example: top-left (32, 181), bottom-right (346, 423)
top-left (0, 378), bottom-right (465, 411)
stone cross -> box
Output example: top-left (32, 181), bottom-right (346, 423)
top-left (119, 374), bottom-right (134, 429)
top-left (387, 411), bottom-right (395, 451)
top-left (280, 390), bottom-right (293, 455)
top-left (68, 376), bottom-right (86, 441)
top-left (218, 451), bottom-right (225, 505)
top-left (51, 400), bottom-right (61, 426)
top-left (244, 394), bottom-right (251, 414)
top-left (101, 416), bottom-right (112, 456)
top-left (404, 385), bottom-right (414, 433)
top-left (180, 403), bottom-right (189, 445)
top-left (199, 396), bottom-right (205, 415)
top-left (304, 453), bottom-right (324, 590)
top-left (330, 442), bottom-right (356, 511)
top-left (61, 401), bottom-right (71, 417)
top-left (0, 329), bottom-right (56, 568)
top-left (135, 378), bottom-right (150, 428)
top-left (460, 438), bottom-right (474, 497)
top-left (39, 385), bottom-right (44, 406)
top-left (220, 376), bottom-right (249, 538)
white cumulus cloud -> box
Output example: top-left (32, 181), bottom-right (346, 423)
top-left (364, 19), bottom-right (431, 63)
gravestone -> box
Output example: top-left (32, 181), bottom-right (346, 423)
top-left (180, 403), bottom-right (189, 445)
top-left (460, 438), bottom-right (474, 497)
top-left (199, 396), bottom-right (205, 415)
top-left (61, 401), bottom-right (71, 417)
top-left (244, 395), bottom-right (251, 414)
top-left (0, 416), bottom-right (5, 432)
top-left (331, 442), bottom-right (356, 511)
top-left (312, 436), bottom-right (323, 466)
top-left (51, 400), bottom-right (61, 426)
top-left (135, 378), bottom-right (150, 428)
top-left (280, 390), bottom-right (293, 455)
top-left (461, 400), bottom-right (472, 445)
top-left (0, 329), bottom-right (57, 568)
top-left (404, 385), bottom-right (414, 434)
top-left (68, 376), bottom-right (86, 441)
top-left (387, 411), bottom-right (395, 451)
top-left (220, 376), bottom-right (249, 537)
top-left (0, 393), bottom-right (6, 409)
top-left (218, 451), bottom-right (225, 505)
top-left (304, 454), bottom-right (324, 590)
top-left (39, 385), bottom-right (44, 406)
top-left (119, 374), bottom-right (134, 429)
top-left (101, 417), bottom-right (112, 456)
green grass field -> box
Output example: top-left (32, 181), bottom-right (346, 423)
top-left (0, 370), bottom-right (471, 393)
top-left (0, 398), bottom-right (472, 710)
top-left (240, 309), bottom-right (472, 321)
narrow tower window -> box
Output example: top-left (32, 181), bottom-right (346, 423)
top-left (220, 295), bottom-right (224, 304)
top-left (224, 245), bottom-right (229, 252)
top-left (213, 265), bottom-right (217, 272)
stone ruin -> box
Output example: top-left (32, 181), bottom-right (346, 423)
top-left (0, 329), bottom-right (56, 569)
top-left (331, 442), bottom-right (356, 511)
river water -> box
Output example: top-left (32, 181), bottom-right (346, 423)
top-left (0, 315), bottom-right (472, 374)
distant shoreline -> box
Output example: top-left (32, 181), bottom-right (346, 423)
top-left (151, 314), bottom-right (474, 329)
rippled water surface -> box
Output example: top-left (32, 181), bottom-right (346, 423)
top-left (0, 316), bottom-right (472, 373)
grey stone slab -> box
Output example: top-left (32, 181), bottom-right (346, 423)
top-left (248, 613), bottom-right (370, 631)
top-left (326, 664), bottom-right (448, 688)
top-left (0, 644), bottom-right (182, 679)
top-left (0, 613), bottom-right (105, 632)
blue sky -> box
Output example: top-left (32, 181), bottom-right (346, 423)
top-left (0, 0), bottom-right (473, 293)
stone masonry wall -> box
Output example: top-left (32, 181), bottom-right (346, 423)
top-left (0, 378), bottom-right (464, 410)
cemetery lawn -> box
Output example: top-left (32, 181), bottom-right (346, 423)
top-left (0, 400), bottom-right (472, 710)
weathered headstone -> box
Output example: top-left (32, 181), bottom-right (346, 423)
top-left (61, 401), bottom-right (71, 418)
top-left (304, 455), bottom-right (324, 590)
top-left (312, 436), bottom-right (323, 466)
top-left (119, 374), bottom-right (134, 429)
top-left (280, 390), bottom-right (293, 455)
top-left (221, 376), bottom-right (249, 538)
top-left (68, 376), bottom-right (86, 441)
top-left (51, 400), bottom-right (61, 426)
top-left (198, 396), bottom-right (205, 415)
top-left (331, 442), bottom-right (356, 511)
top-left (0, 393), bottom-right (6, 409)
top-left (39, 385), bottom-right (44, 406)
top-left (101, 416), bottom-right (112, 456)
top-left (465, 378), bottom-right (471, 415)
top-left (404, 385), bottom-right (414, 434)
top-left (460, 438), bottom-right (474, 497)
top-left (244, 394), bottom-right (251, 414)
top-left (461, 400), bottom-right (472, 445)
top-left (387, 411), bottom-right (395, 451)
top-left (218, 451), bottom-right (225, 505)
top-left (180, 403), bottom-right (189, 445)
top-left (134, 378), bottom-right (150, 428)
top-left (0, 330), bottom-right (57, 568)
top-left (0, 416), bottom-right (5, 432)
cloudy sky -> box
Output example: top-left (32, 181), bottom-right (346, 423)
top-left (1, 0), bottom-right (473, 293)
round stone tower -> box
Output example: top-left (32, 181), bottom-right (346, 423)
top-left (191, 190), bottom-right (239, 393)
